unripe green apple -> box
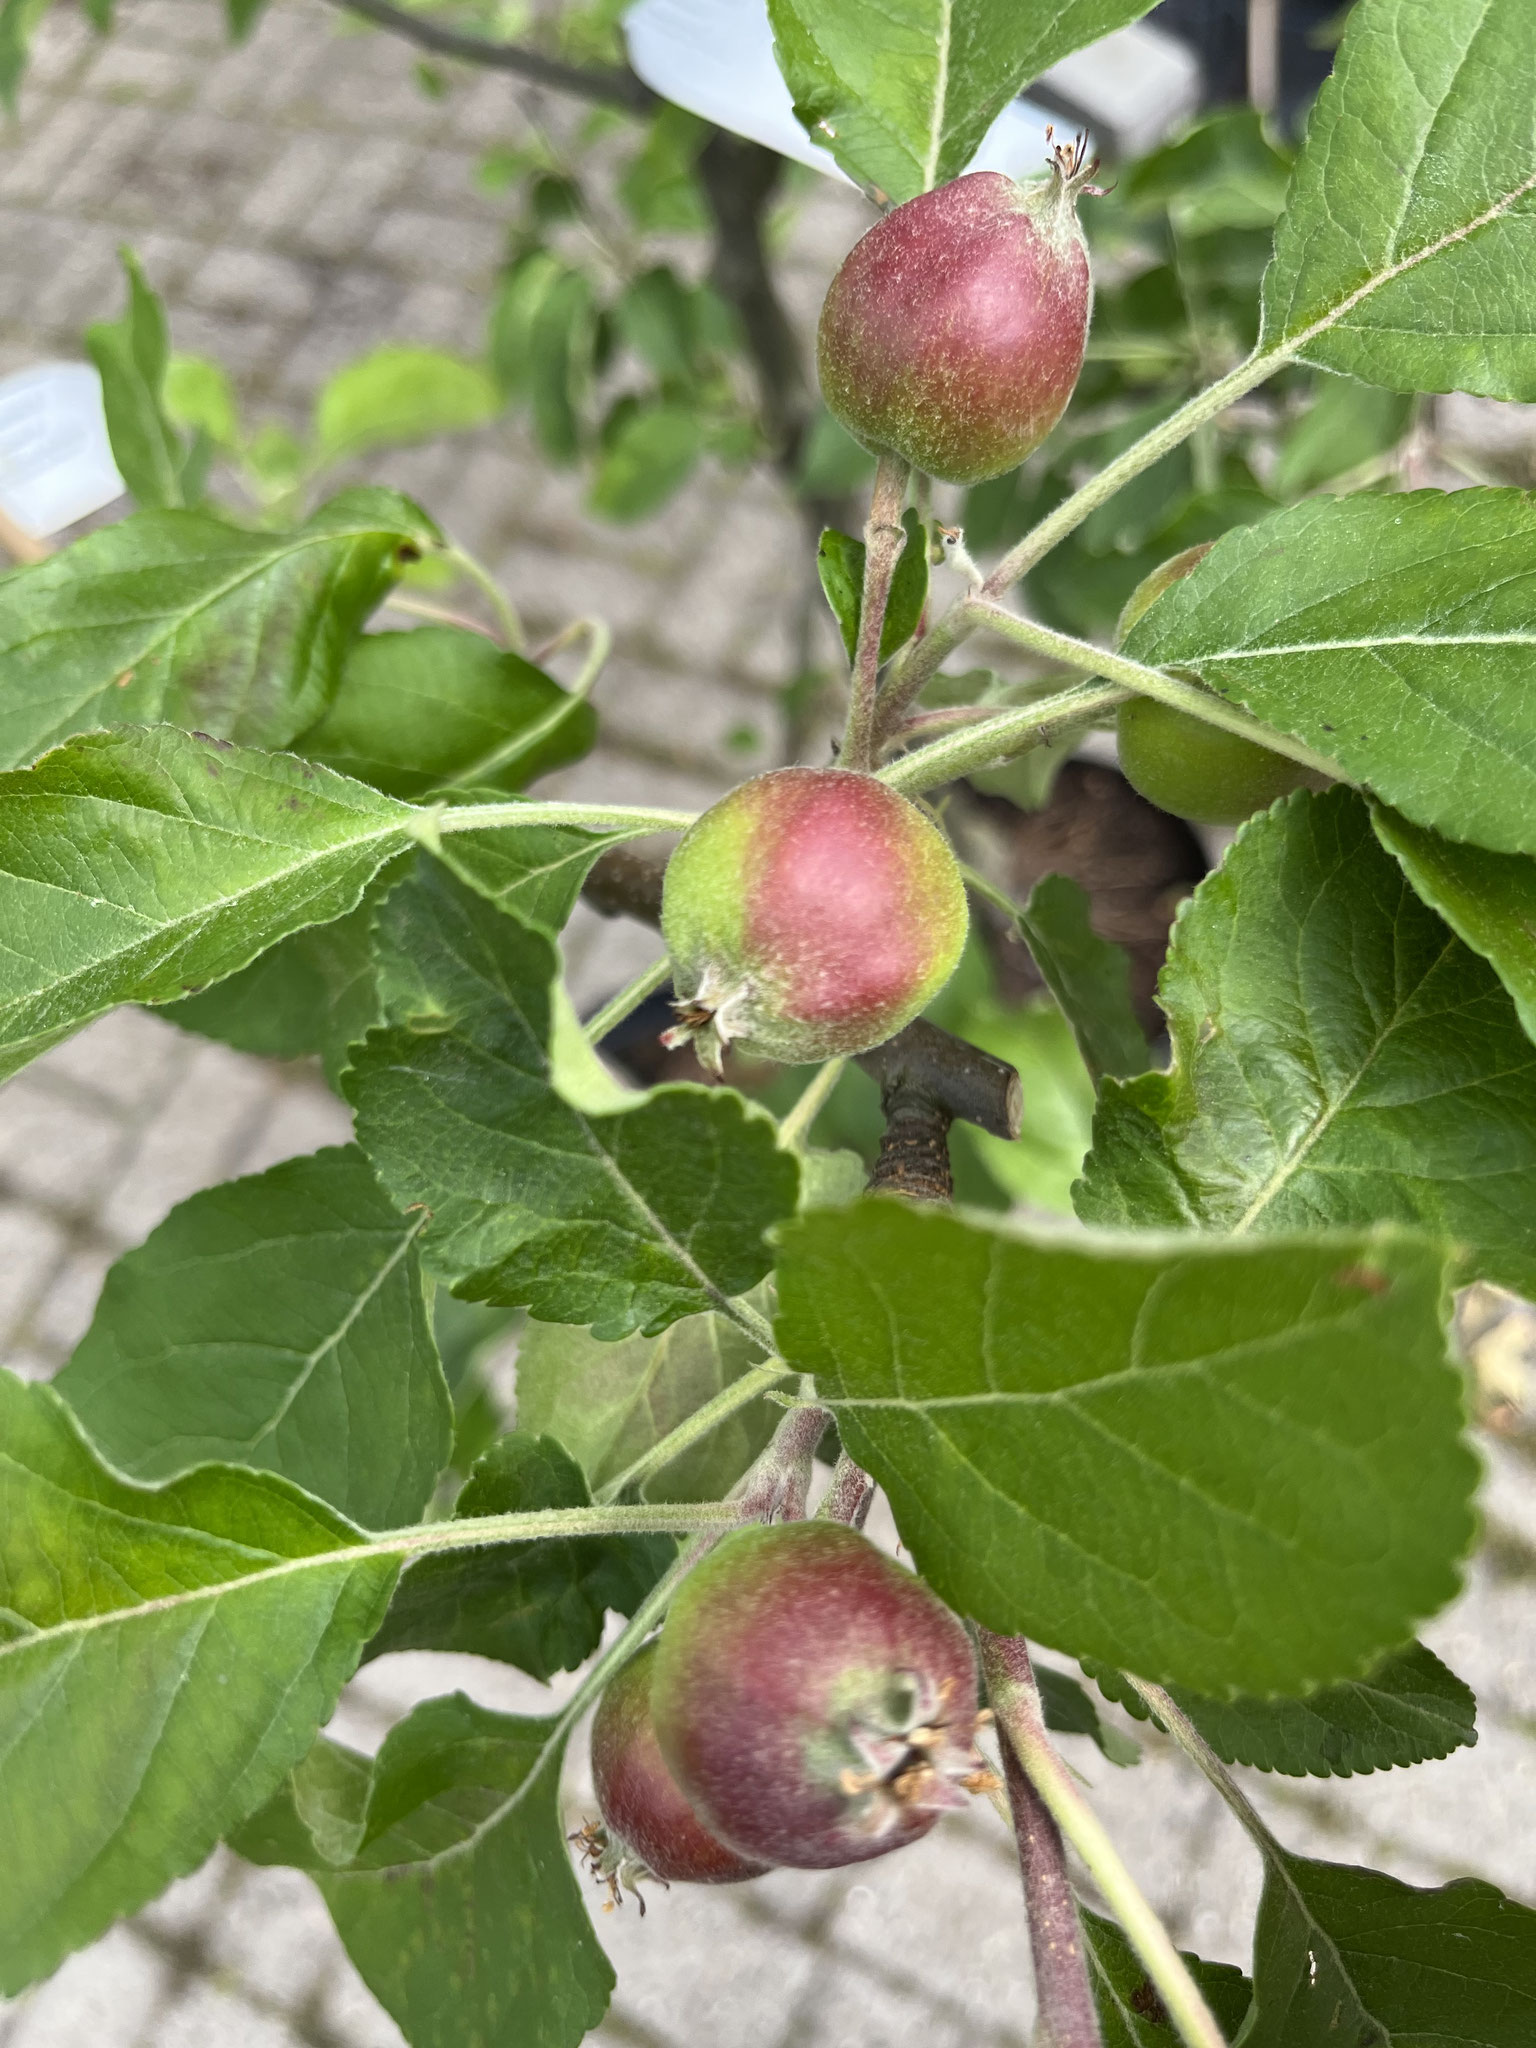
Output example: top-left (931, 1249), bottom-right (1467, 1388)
top-left (817, 143), bottom-right (1096, 486)
top-left (585, 1641), bottom-right (769, 1895)
top-left (1115, 544), bottom-right (1327, 826)
top-left (650, 1522), bottom-right (986, 1871)
top-left (660, 767), bottom-right (968, 1071)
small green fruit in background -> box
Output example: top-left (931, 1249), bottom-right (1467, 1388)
top-left (585, 1641), bottom-right (769, 1896)
top-left (650, 1521), bottom-right (985, 1871)
top-left (1115, 543), bottom-right (1327, 827)
top-left (660, 766), bottom-right (967, 1071)
top-left (817, 142), bottom-right (1096, 486)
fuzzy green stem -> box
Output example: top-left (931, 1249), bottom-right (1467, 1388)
top-left (371, 1497), bottom-right (744, 1555)
top-left (843, 451), bottom-right (912, 772)
top-left (968, 601), bottom-right (1344, 780)
top-left (445, 540), bottom-right (526, 650)
top-left (983, 349), bottom-right (1283, 597)
top-left (429, 799), bottom-right (699, 838)
top-left (593, 1360), bottom-right (793, 1506)
top-left (981, 1633), bottom-right (1227, 2048)
top-left (875, 595), bottom-right (987, 740)
top-left (778, 1056), bottom-right (848, 1149)
top-left (1123, 1678), bottom-right (1287, 1860)
top-left (583, 955), bottom-right (671, 1046)
top-left (453, 616), bottom-right (612, 787)
top-left (877, 679), bottom-right (1127, 796)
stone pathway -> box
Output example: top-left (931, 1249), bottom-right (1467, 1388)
top-left (2, 2), bottom-right (1534, 2042)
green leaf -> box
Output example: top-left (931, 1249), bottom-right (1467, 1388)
top-left (55, 1145), bottom-right (451, 1529)
top-left (0, 1371), bottom-right (396, 1993)
top-left (244, 1696), bottom-right (613, 2048)
top-left (0, 0), bottom-right (51, 113)
top-left (0, 486), bottom-right (440, 768)
top-left (1076, 789), bottom-right (1536, 1298)
top-left (363, 1433), bottom-right (671, 1675)
top-left (516, 1305), bottom-right (776, 1503)
top-left (1261, 0), bottom-right (1536, 399)
top-left (313, 346), bottom-right (501, 466)
top-left (488, 249), bottom-right (567, 399)
top-left (164, 353), bottom-right (242, 450)
top-left (767, 0), bottom-right (1157, 203)
top-left (817, 508), bottom-right (929, 666)
top-left (1270, 377), bottom-right (1411, 498)
top-left (946, 995), bottom-right (1095, 1215)
top-left (83, 248), bottom-right (185, 511)
top-left (346, 861), bottom-right (798, 1337)
top-left (774, 1202), bottom-right (1474, 1696)
top-left (587, 402), bottom-right (704, 522)
top-left (297, 626), bottom-right (595, 799)
top-left (436, 807), bottom-right (636, 935)
top-left (528, 268), bottom-right (596, 464)
top-left (1014, 873), bottom-right (1151, 1083)
top-left (1081, 1908), bottom-right (1252, 2046)
top-left (0, 726), bottom-right (417, 1082)
top-left (1087, 1640), bottom-right (1476, 1779)
top-left (1372, 805), bottom-right (1536, 1047)
top-left (225, 0), bottom-right (269, 39)
top-left (1035, 1666), bottom-right (1140, 1768)
top-left (160, 864), bottom-right (397, 1087)
top-left (1121, 490), bottom-right (1536, 858)
top-left (1243, 1858), bottom-right (1536, 2046)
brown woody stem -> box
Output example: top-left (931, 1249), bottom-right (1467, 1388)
top-left (990, 1662), bottom-right (1105, 2048)
top-left (326, 0), bottom-right (653, 106)
top-left (842, 452), bottom-right (912, 772)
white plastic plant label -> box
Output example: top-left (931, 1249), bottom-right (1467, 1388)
top-left (0, 361), bottom-right (125, 540)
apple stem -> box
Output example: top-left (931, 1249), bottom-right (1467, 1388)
top-left (818, 1452), bottom-right (875, 1529)
top-left (842, 450), bottom-right (912, 772)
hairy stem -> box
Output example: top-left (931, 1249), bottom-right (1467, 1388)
top-left (969, 601), bottom-right (1343, 779)
top-left (322, 0), bottom-right (654, 108)
top-left (430, 798), bottom-right (698, 838)
top-left (843, 452), bottom-right (912, 772)
top-left (984, 350), bottom-right (1283, 596)
top-left (740, 1397), bottom-right (829, 1519)
top-left (1000, 1725), bottom-right (1104, 2048)
top-left (582, 956), bottom-right (671, 1045)
top-left (982, 1633), bottom-right (1227, 2048)
top-left (877, 680), bottom-right (1127, 796)
top-left (817, 1452), bottom-right (875, 1529)
top-left (452, 618), bottom-right (612, 788)
top-left (778, 1056), bottom-right (848, 1149)
top-left (593, 1360), bottom-right (793, 1505)
top-left (372, 1497), bottom-right (744, 1556)
top-left (444, 541), bottom-right (526, 651)
top-left (979, 1633), bottom-right (1104, 2048)
top-left (1123, 1678), bottom-right (1287, 1860)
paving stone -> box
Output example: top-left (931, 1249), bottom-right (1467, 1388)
top-left (2, 1927), bottom-right (170, 2048)
top-left (39, 1006), bottom-right (198, 1115)
top-left (295, 136), bottom-right (418, 258)
top-left (84, 35), bottom-right (207, 104)
top-left (24, 1240), bottom-right (118, 1359)
top-left (0, 1200), bottom-right (70, 1349)
top-left (96, 1038), bottom-right (281, 1244)
top-left (202, 1865), bottom-right (341, 2009)
top-left (187, 245), bottom-right (320, 323)
top-left (0, 1072), bottom-right (130, 1211)
top-left (368, 206), bottom-right (504, 285)
top-left (150, 1981), bottom-right (300, 2048)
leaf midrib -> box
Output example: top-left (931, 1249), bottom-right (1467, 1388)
top-left (0, 808), bottom-right (410, 1036)
top-left (0, 514), bottom-right (407, 678)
